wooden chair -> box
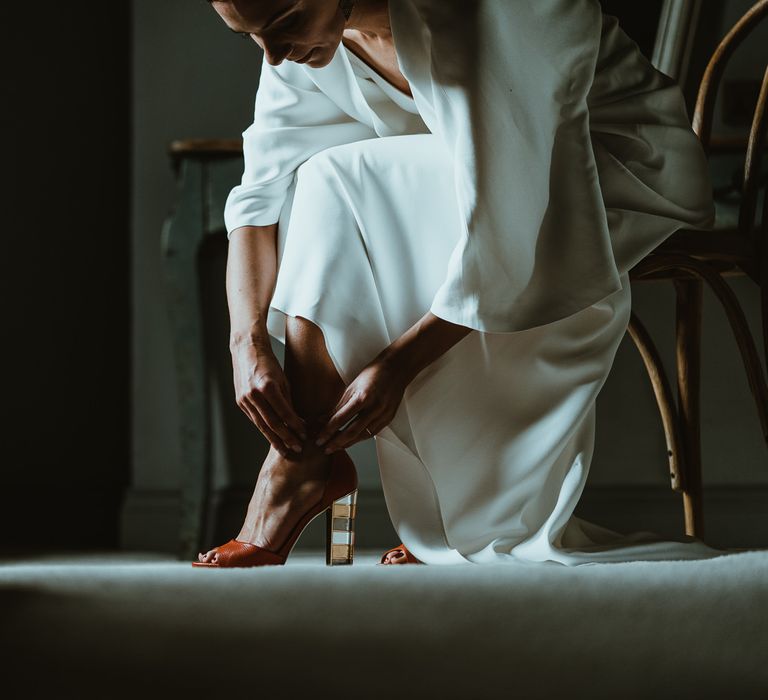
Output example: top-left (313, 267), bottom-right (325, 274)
top-left (627, 0), bottom-right (768, 538)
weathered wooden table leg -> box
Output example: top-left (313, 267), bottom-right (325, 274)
top-left (161, 159), bottom-right (211, 561)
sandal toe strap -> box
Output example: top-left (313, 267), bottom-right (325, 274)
top-left (212, 539), bottom-right (285, 567)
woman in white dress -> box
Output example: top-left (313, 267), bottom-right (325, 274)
top-left (194, 0), bottom-right (725, 567)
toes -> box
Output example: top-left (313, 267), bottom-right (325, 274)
top-left (199, 549), bottom-right (217, 563)
top-left (381, 549), bottom-right (405, 565)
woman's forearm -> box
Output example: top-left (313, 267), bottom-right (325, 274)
top-left (313, 310), bottom-right (473, 450)
top-left (376, 310), bottom-right (473, 383)
top-left (226, 224), bottom-right (279, 351)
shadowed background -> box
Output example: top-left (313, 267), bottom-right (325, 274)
top-left (2, 3), bottom-right (766, 699)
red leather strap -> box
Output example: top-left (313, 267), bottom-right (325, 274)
top-left (207, 539), bottom-right (285, 567)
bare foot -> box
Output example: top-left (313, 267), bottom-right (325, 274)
top-left (380, 545), bottom-right (420, 565)
top-left (381, 548), bottom-right (409, 564)
top-left (198, 441), bottom-right (332, 563)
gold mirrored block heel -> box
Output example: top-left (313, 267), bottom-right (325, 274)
top-left (326, 490), bottom-right (357, 566)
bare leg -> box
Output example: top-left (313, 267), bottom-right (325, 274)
top-left (283, 316), bottom-right (410, 565)
top-left (282, 314), bottom-right (347, 426)
top-left (199, 316), bottom-right (346, 560)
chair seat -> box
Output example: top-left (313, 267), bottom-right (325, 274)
top-left (658, 226), bottom-right (755, 260)
top-left (630, 226), bottom-right (759, 281)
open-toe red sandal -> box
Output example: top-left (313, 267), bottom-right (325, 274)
top-left (192, 450), bottom-right (358, 568)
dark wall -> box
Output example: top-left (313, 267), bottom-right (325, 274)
top-left (599, 0), bottom-right (665, 58)
top-left (2, 6), bottom-right (131, 549)
top-left (598, 1), bottom-right (740, 111)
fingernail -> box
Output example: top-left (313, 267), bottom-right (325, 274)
top-left (315, 438), bottom-right (325, 446)
top-left (324, 447), bottom-right (333, 454)
top-left (292, 444), bottom-right (302, 453)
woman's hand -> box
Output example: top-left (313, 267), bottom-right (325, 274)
top-left (313, 310), bottom-right (473, 453)
top-left (231, 338), bottom-right (307, 457)
top-left (314, 356), bottom-right (412, 453)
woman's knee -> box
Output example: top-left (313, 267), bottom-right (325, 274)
top-left (289, 145), bottom-right (367, 246)
top-left (295, 141), bottom-right (365, 191)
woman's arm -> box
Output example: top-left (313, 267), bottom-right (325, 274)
top-left (224, 54), bottom-right (376, 236)
top-left (227, 224), bottom-right (307, 456)
top-left (375, 311), bottom-right (473, 385)
top-left (315, 312), bottom-right (472, 451)
top-left (227, 224), bottom-right (278, 349)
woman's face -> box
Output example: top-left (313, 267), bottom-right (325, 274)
top-left (210, 0), bottom-right (345, 68)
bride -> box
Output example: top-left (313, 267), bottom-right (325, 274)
top-left (193, 0), bottom-right (724, 568)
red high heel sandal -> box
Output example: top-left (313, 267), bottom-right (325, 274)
top-left (379, 542), bottom-right (422, 565)
top-left (192, 450), bottom-right (358, 568)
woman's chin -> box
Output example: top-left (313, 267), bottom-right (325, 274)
top-left (305, 48), bottom-right (332, 67)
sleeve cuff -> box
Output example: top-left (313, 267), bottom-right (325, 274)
top-left (223, 173), bottom-right (295, 237)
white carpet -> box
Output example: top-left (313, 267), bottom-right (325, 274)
top-left (1, 549), bottom-right (766, 699)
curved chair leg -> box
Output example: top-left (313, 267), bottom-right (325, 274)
top-left (763, 276), bottom-right (768, 379)
top-left (674, 279), bottom-right (705, 538)
top-left (634, 254), bottom-right (768, 444)
top-left (762, 186), bottom-right (768, 375)
top-left (701, 269), bottom-right (768, 444)
top-left (626, 312), bottom-right (686, 492)
top-left (761, 249), bottom-right (768, 385)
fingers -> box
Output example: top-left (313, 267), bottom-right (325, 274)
top-left (266, 380), bottom-right (308, 441)
top-left (321, 408), bottom-right (385, 453)
top-left (366, 419), bottom-right (387, 437)
top-left (236, 400), bottom-right (292, 458)
top-left (251, 395), bottom-right (304, 453)
top-left (315, 392), bottom-right (364, 446)
top-left (232, 352), bottom-right (308, 454)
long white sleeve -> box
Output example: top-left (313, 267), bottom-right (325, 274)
top-left (389, 0), bottom-right (619, 333)
top-left (390, 0), bottom-right (712, 334)
top-left (224, 54), bottom-right (377, 237)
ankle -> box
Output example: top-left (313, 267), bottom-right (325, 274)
top-left (265, 448), bottom-right (332, 479)
top-left (295, 415), bottom-right (340, 459)
top-left (297, 441), bottom-right (333, 461)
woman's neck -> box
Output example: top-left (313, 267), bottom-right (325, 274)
top-left (345, 0), bottom-right (391, 40)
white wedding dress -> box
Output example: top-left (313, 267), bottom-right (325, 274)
top-left (224, 1), bottom-right (727, 565)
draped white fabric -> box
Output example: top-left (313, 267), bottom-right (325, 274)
top-left (227, 3), bottom-right (726, 564)
top-left (226, 0), bottom-right (715, 332)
